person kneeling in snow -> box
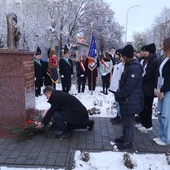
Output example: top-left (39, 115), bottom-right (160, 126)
top-left (35, 86), bottom-right (94, 139)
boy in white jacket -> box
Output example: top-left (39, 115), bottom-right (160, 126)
top-left (109, 49), bottom-right (124, 123)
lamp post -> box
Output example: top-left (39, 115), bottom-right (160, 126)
top-left (125, 5), bottom-right (140, 43)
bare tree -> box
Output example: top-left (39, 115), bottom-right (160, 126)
top-left (153, 7), bottom-right (170, 47)
top-left (1, 0), bottom-right (124, 54)
top-left (0, 0), bottom-right (7, 47)
top-left (132, 32), bottom-right (147, 51)
top-left (80, 0), bottom-right (123, 54)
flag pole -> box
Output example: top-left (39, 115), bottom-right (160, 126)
top-left (91, 71), bottom-right (93, 95)
top-left (90, 29), bottom-right (93, 95)
top-left (87, 29), bottom-right (97, 95)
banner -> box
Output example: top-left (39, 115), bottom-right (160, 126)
top-left (48, 39), bottom-right (59, 83)
top-left (87, 33), bottom-right (97, 71)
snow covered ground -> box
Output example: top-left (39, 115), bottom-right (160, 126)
top-left (1, 84), bottom-right (168, 170)
top-left (35, 83), bottom-right (117, 118)
top-left (73, 151), bottom-right (170, 170)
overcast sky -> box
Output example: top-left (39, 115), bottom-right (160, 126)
top-left (105, 0), bottom-right (170, 42)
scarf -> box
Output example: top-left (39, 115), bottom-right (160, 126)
top-left (115, 57), bottom-right (121, 64)
top-left (63, 58), bottom-right (71, 67)
top-left (101, 59), bottom-right (109, 69)
top-left (79, 61), bottom-right (85, 72)
top-left (34, 59), bottom-right (42, 67)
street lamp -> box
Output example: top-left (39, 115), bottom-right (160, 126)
top-left (125, 5), bottom-right (140, 43)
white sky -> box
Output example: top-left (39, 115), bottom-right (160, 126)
top-left (105, 0), bottom-right (170, 42)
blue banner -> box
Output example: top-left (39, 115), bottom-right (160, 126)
top-left (88, 33), bottom-right (97, 71)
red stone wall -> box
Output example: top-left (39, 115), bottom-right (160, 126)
top-left (0, 49), bottom-right (35, 137)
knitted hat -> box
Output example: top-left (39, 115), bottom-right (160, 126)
top-left (140, 45), bottom-right (147, 51)
top-left (64, 45), bottom-right (69, 54)
top-left (36, 46), bottom-right (41, 55)
top-left (115, 49), bottom-right (122, 56)
top-left (144, 43), bottom-right (156, 54)
top-left (120, 44), bottom-right (134, 58)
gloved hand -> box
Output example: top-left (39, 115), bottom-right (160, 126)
top-left (71, 74), bottom-right (73, 77)
top-left (61, 75), bottom-right (64, 78)
top-left (102, 72), bottom-right (107, 76)
top-left (80, 74), bottom-right (84, 77)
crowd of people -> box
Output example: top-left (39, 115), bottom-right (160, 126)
top-left (34, 37), bottom-right (170, 150)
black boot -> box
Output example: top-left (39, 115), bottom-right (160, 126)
top-left (55, 132), bottom-right (71, 139)
top-left (115, 136), bottom-right (125, 143)
top-left (117, 142), bottom-right (133, 150)
top-left (110, 116), bottom-right (118, 122)
top-left (87, 120), bottom-right (95, 131)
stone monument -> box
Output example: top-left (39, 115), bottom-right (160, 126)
top-left (0, 13), bottom-right (35, 137)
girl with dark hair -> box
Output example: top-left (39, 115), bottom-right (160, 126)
top-left (76, 56), bottom-right (86, 93)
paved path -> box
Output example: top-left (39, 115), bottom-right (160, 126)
top-left (0, 118), bottom-right (169, 169)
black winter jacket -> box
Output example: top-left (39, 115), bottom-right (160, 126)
top-left (34, 59), bottom-right (44, 87)
top-left (143, 54), bottom-right (159, 97)
top-left (76, 61), bottom-right (86, 77)
top-left (115, 60), bottom-right (143, 115)
top-left (156, 58), bottom-right (170, 93)
top-left (59, 58), bottom-right (73, 86)
top-left (42, 90), bottom-right (89, 126)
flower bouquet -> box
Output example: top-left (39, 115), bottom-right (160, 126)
top-left (6, 109), bottom-right (55, 140)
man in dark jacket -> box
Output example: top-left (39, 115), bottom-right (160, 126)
top-left (34, 46), bottom-right (44, 97)
top-left (36, 86), bottom-right (94, 139)
top-left (114, 44), bottom-right (143, 150)
top-left (59, 45), bottom-right (73, 93)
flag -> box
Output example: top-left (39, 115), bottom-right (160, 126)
top-left (47, 39), bottom-right (59, 83)
top-left (87, 33), bottom-right (97, 71)
top-left (49, 39), bottom-right (58, 68)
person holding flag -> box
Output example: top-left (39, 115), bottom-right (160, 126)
top-left (85, 32), bottom-right (99, 92)
top-left (100, 51), bottom-right (113, 95)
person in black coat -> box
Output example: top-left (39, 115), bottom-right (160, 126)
top-left (35, 86), bottom-right (94, 139)
top-left (137, 43), bottom-right (159, 132)
top-left (76, 55), bottom-right (86, 93)
top-left (85, 57), bottom-right (99, 91)
top-left (59, 45), bottom-right (73, 93)
top-left (114, 44), bottom-right (143, 150)
top-left (34, 46), bottom-right (44, 97)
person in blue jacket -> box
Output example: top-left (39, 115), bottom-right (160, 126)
top-left (114, 44), bottom-right (143, 150)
